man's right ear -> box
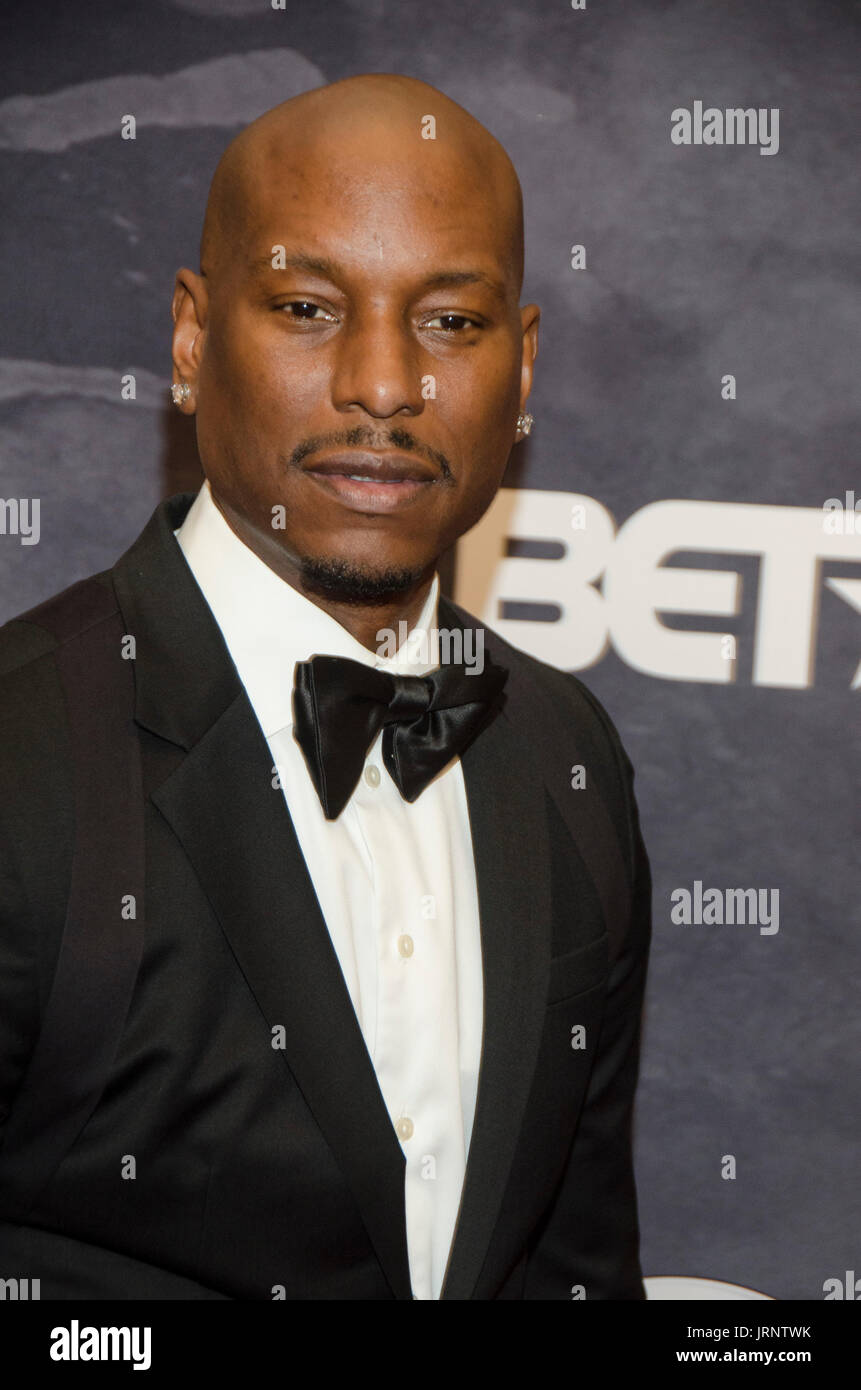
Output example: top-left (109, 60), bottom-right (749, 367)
top-left (170, 268), bottom-right (208, 412)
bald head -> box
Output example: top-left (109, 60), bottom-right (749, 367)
top-left (199, 73), bottom-right (524, 292)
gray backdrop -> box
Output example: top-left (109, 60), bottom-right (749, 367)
top-left (1, 0), bottom-right (859, 1300)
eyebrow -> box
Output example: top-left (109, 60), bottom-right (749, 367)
top-left (247, 251), bottom-right (508, 301)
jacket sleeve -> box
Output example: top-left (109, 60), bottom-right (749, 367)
top-left (523, 710), bottom-right (653, 1299)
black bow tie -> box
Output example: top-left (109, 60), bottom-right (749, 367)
top-left (292, 650), bottom-right (509, 819)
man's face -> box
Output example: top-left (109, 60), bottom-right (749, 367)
top-left (175, 131), bottom-right (538, 597)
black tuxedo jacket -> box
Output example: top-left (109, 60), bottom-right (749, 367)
top-left (0, 490), bottom-right (652, 1300)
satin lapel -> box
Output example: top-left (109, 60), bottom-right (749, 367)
top-left (437, 610), bottom-right (554, 1301)
top-left (113, 494), bottom-right (412, 1301)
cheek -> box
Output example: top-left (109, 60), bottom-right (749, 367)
top-left (445, 344), bottom-right (521, 431)
top-left (438, 368), bottom-right (519, 528)
top-left (204, 337), bottom-right (269, 415)
top-left (195, 323), bottom-right (286, 467)
top-left (463, 454), bottom-right (511, 522)
top-left (443, 354), bottom-right (519, 459)
top-left (204, 322), bottom-right (330, 437)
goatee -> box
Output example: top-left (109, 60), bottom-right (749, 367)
top-left (299, 554), bottom-right (426, 606)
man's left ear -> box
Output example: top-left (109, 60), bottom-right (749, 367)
top-left (517, 302), bottom-right (540, 439)
top-left (170, 268), bottom-right (208, 412)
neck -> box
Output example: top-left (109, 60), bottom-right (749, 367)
top-left (295, 578), bottom-right (436, 653)
top-left (209, 491), bottom-right (437, 653)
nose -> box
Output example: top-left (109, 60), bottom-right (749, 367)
top-left (330, 307), bottom-right (425, 420)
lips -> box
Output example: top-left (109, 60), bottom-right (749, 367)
top-left (301, 451), bottom-right (438, 515)
top-left (303, 452), bottom-right (438, 483)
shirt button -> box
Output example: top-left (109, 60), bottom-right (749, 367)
top-left (396, 1116), bottom-right (414, 1141)
top-left (397, 934), bottom-right (414, 958)
top-left (364, 764), bottom-right (381, 788)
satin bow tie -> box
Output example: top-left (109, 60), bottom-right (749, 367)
top-left (292, 650), bottom-right (509, 820)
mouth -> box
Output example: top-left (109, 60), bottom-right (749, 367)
top-left (301, 451), bottom-right (438, 514)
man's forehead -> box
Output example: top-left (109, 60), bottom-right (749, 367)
top-left (232, 159), bottom-right (519, 292)
top-left (244, 246), bottom-right (511, 301)
top-left (245, 135), bottom-right (511, 224)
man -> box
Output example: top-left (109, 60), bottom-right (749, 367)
top-left (0, 74), bottom-right (652, 1299)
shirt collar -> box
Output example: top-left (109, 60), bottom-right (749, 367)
top-left (173, 477), bottom-right (441, 739)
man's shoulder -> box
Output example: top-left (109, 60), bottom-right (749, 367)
top-left (0, 570), bottom-right (120, 790)
top-left (0, 569), bottom-right (117, 681)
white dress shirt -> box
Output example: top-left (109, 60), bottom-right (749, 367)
top-left (174, 478), bottom-right (484, 1300)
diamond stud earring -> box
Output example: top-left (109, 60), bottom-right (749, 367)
top-left (171, 382), bottom-right (191, 407)
top-left (516, 411), bottom-right (534, 436)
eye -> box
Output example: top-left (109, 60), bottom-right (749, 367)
top-left (423, 313), bottom-right (481, 333)
top-left (279, 301), bottom-right (338, 322)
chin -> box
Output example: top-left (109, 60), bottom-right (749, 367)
top-left (298, 551), bottom-right (427, 606)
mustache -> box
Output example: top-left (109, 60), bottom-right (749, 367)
top-left (287, 426), bottom-right (453, 481)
